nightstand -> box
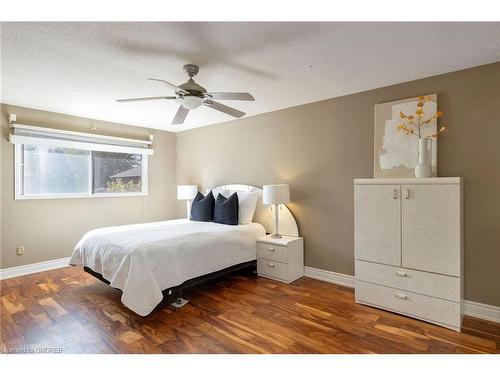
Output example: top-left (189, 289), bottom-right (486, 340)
top-left (256, 235), bottom-right (304, 283)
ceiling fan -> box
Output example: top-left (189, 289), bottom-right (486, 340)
top-left (116, 64), bottom-right (255, 125)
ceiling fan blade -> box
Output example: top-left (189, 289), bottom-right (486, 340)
top-left (204, 100), bottom-right (245, 118)
top-left (206, 92), bottom-right (255, 101)
top-left (148, 78), bottom-right (189, 95)
top-left (172, 105), bottom-right (189, 125)
top-left (116, 96), bottom-right (177, 103)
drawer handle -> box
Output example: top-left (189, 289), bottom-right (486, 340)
top-left (395, 271), bottom-right (408, 277)
top-left (404, 188), bottom-right (410, 199)
top-left (267, 263), bottom-right (275, 268)
top-left (396, 293), bottom-right (408, 300)
top-left (267, 247), bottom-right (275, 252)
top-left (393, 188), bottom-right (398, 200)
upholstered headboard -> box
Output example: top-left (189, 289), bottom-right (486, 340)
top-left (210, 184), bottom-right (299, 237)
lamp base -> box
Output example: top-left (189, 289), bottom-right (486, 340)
top-left (271, 233), bottom-right (282, 239)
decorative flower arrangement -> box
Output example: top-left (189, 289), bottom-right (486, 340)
top-left (398, 95), bottom-right (448, 139)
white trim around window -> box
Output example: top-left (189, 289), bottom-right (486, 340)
top-left (14, 144), bottom-right (149, 200)
top-left (12, 124), bottom-right (151, 200)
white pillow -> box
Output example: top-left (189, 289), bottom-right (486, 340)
top-left (220, 190), bottom-right (258, 224)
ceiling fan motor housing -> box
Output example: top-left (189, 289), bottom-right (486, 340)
top-left (177, 64), bottom-right (207, 98)
top-left (183, 64), bottom-right (199, 77)
top-left (178, 78), bottom-right (207, 97)
top-left (175, 65), bottom-right (207, 109)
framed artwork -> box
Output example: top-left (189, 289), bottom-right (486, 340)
top-left (374, 94), bottom-right (438, 178)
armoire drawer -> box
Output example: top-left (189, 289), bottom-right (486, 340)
top-left (355, 280), bottom-right (461, 330)
top-left (356, 260), bottom-right (460, 302)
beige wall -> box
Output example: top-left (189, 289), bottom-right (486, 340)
top-left (0, 104), bottom-right (181, 268)
top-left (176, 62), bottom-right (500, 306)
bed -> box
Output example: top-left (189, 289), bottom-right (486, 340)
top-left (70, 184), bottom-right (299, 316)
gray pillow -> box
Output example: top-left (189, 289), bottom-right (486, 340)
top-left (214, 192), bottom-right (239, 225)
top-left (190, 191), bottom-right (214, 222)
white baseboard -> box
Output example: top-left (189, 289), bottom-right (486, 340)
top-left (304, 266), bottom-right (500, 324)
top-left (304, 266), bottom-right (355, 288)
top-left (0, 257), bottom-right (71, 280)
top-left (462, 300), bottom-right (500, 323)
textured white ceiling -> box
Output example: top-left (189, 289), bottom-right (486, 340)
top-left (1, 22), bottom-right (499, 132)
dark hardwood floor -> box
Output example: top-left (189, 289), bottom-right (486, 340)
top-left (1, 266), bottom-right (499, 354)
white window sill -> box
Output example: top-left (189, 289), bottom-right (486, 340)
top-left (15, 192), bottom-right (148, 200)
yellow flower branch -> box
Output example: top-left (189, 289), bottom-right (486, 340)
top-left (398, 96), bottom-right (448, 139)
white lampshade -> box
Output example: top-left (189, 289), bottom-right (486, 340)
top-left (177, 185), bottom-right (198, 200)
top-left (263, 184), bottom-right (290, 205)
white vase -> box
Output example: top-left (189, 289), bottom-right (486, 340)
top-left (415, 138), bottom-right (432, 178)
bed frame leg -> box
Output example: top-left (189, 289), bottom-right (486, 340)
top-left (171, 290), bottom-right (189, 308)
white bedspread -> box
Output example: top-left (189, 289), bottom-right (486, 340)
top-left (69, 219), bottom-right (265, 316)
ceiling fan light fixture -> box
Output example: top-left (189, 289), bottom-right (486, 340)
top-left (179, 96), bottom-right (203, 110)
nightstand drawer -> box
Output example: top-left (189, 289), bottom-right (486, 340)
top-left (257, 242), bottom-right (288, 263)
top-left (257, 258), bottom-right (288, 281)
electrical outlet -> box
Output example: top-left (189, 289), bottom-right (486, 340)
top-left (16, 246), bottom-right (24, 256)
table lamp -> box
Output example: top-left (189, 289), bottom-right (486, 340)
top-left (177, 185), bottom-right (198, 218)
top-left (263, 184), bottom-right (290, 238)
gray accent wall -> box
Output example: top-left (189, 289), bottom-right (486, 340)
top-left (176, 62), bottom-right (500, 306)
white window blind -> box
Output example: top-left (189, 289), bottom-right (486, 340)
top-left (10, 124), bottom-right (153, 155)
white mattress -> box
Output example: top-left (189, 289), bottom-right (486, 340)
top-left (69, 219), bottom-right (265, 315)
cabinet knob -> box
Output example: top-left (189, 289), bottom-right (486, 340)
top-left (396, 293), bottom-right (408, 300)
top-left (267, 247), bottom-right (275, 252)
top-left (267, 263), bottom-right (275, 268)
top-left (395, 271), bottom-right (408, 277)
top-left (393, 188), bottom-right (398, 199)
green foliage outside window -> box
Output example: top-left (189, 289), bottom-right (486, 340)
top-left (106, 177), bottom-right (142, 193)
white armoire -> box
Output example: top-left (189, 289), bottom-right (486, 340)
top-left (354, 178), bottom-right (463, 331)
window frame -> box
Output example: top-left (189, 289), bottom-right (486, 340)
top-left (14, 143), bottom-right (149, 200)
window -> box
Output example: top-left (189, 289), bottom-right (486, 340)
top-left (12, 124), bottom-right (151, 199)
top-left (92, 152), bottom-right (144, 194)
top-left (22, 144), bottom-right (91, 195)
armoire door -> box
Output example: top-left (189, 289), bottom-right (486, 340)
top-left (355, 185), bottom-right (401, 266)
top-left (401, 184), bottom-right (461, 276)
